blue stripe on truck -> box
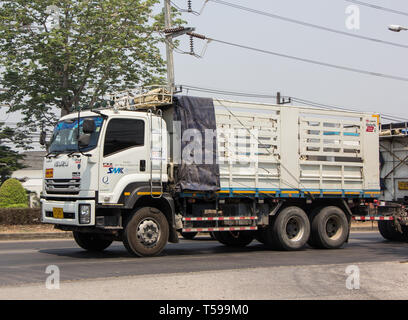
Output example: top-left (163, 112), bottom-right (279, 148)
top-left (178, 188), bottom-right (380, 199)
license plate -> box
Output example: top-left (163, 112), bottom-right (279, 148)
top-left (45, 168), bottom-right (53, 178)
top-left (398, 181), bottom-right (408, 190)
top-left (52, 207), bottom-right (64, 219)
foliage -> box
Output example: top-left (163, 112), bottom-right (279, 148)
top-left (0, 178), bottom-right (28, 208)
top-left (0, 124), bottom-right (26, 183)
top-left (0, 0), bottom-right (183, 142)
top-left (0, 208), bottom-right (41, 224)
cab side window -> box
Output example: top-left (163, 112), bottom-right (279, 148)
top-left (103, 119), bottom-right (145, 157)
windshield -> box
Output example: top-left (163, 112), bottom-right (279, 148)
top-left (49, 116), bottom-right (103, 153)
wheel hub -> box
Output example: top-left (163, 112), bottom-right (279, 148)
top-left (137, 219), bottom-right (160, 247)
top-left (286, 217), bottom-right (304, 241)
top-left (326, 217), bottom-right (341, 239)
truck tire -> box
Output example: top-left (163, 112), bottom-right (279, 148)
top-left (307, 207), bottom-right (323, 248)
top-left (73, 232), bottom-right (113, 252)
top-left (379, 221), bottom-right (407, 242)
top-left (213, 231), bottom-right (253, 247)
top-left (403, 226), bottom-right (408, 242)
top-left (123, 207), bottom-right (169, 257)
top-left (378, 220), bottom-right (393, 241)
top-left (181, 232), bottom-right (198, 240)
top-left (266, 206), bottom-right (310, 251)
top-left (254, 229), bottom-right (267, 244)
top-left (309, 206), bottom-right (349, 249)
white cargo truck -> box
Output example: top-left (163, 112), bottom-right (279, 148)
top-left (39, 87), bottom-right (406, 257)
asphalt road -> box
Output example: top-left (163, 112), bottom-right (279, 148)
top-left (0, 232), bottom-right (407, 288)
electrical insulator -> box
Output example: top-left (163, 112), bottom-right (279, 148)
top-left (188, 0), bottom-right (192, 12)
top-left (163, 26), bottom-right (186, 34)
top-left (189, 35), bottom-right (194, 55)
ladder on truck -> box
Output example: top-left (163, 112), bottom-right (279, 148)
top-left (149, 109), bottom-right (164, 198)
top-left (108, 86), bottom-right (173, 111)
top-left (106, 87), bottom-right (172, 198)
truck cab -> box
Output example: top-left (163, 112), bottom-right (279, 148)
top-left (41, 107), bottom-right (174, 256)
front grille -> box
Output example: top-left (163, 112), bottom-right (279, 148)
top-left (45, 179), bottom-right (81, 195)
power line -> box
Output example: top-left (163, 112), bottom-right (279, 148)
top-left (291, 97), bottom-right (408, 122)
top-left (186, 32), bottom-right (408, 83)
top-left (208, 0), bottom-right (408, 50)
top-left (169, 0), bottom-right (208, 16)
top-left (180, 84), bottom-right (408, 122)
top-left (181, 84), bottom-right (277, 99)
top-left (344, 0), bottom-right (408, 17)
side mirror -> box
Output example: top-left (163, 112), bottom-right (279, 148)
top-left (78, 133), bottom-right (91, 147)
top-left (39, 131), bottom-right (46, 146)
top-left (82, 119), bottom-right (95, 134)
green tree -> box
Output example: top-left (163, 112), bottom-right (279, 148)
top-left (0, 178), bottom-right (28, 208)
top-left (0, 0), bottom-right (181, 139)
top-left (0, 124), bottom-right (26, 183)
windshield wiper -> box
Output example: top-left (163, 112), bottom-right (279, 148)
top-left (45, 151), bottom-right (61, 158)
top-left (67, 149), bottom-right (91, 157)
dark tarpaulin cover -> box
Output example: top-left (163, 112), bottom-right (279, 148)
top-left (173, 95), bottom-right (220, 192)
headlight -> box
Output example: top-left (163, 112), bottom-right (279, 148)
top-left (79, 204), bottom-right (91, 224)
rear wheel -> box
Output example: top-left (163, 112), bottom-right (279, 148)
top-left (181, 232), bottom-right (198, 240)
top-left (378, 220), bottom-right (393, 241)
top-left (213, 231), bottom-right (254, 247)
top-left (379, 220), bottom-right (407, 242)
top-left (123, 207), bottom-right (169, 257)
top-left (307, 207), bottom-right (323, 248)
top-left (254, 229), bottom-right (267, 244)
top-left (265, 206), bottom-right (310, 251)
top-left (403, 226), bottom-right (408, 242)
top-left (309, 206), bottom-right (349, 249)
top-left (73, 232), bottom-right (113, 252)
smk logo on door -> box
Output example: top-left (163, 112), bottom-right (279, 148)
top-left (107, 167), bottom-right (124, 174)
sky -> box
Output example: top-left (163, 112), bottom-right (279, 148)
top-left (165, 0), bottom-right (408, 119)
top-left (2, 0), bottom-right (408, 150)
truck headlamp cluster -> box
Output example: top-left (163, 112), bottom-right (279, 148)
top-left (79, 204), bottom-right (91, 224)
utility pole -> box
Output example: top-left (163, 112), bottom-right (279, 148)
top-left (163, 2), bottom-right (196, 91)
top-left (164, 0), bottom-right (175, 89)
top-left (276, 92), bottom-right (291, 105)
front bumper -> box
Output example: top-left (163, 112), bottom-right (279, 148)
top-left (41, 199), bottom-right (96, 226)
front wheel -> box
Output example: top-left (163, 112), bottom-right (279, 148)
top-left (123, 207), bottom-right (169, 257)
top-left (73, 232), bottom-right (113, 252)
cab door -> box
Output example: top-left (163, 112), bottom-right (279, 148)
top-left (98, 117), bottom-right (148, 204)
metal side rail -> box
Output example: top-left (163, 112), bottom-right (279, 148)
top-left (352, 216), bottom-right (394, 221)
top-left (182, 226), bottom-right (258, 232)
top-left (182, 216), bottom-right (258, 233)
top-left (183, 216), bottom-right (258, 221)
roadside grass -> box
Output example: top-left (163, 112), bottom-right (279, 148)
top-left (0, 224), bottom-right (67, 234)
